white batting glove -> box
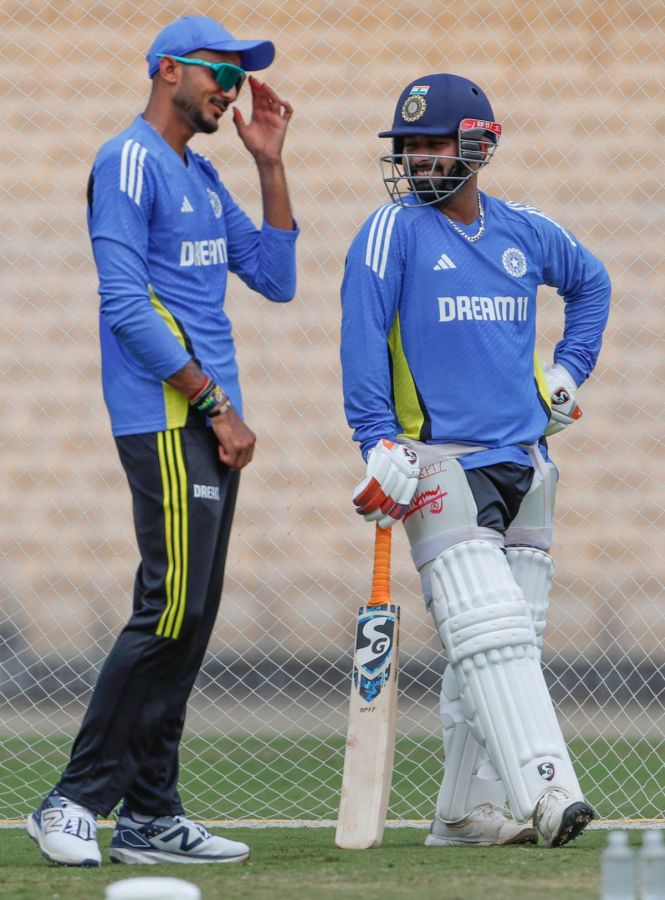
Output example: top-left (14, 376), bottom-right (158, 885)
top-left (543, 362), bottom-right (582, 436)
top-left (353, 439), bottom-right (420, 529)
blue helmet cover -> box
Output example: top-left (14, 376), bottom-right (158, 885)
top-left (379, 74), bottom-right (495, 150)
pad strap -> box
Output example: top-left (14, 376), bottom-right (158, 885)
top-left (411, 526), bottom-right (503, 572)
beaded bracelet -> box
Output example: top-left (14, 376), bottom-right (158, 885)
top-left (189, 378), bottom-right (231, 418)
top-left (207, 394), bottom-right (232, 417)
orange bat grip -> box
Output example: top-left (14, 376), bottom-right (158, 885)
top-left (368, 524), bottom-right (392, 606)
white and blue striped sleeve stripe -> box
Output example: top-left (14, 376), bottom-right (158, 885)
top-left (119, 139), bottom-right (148, 206)
top-left (364, 204), bottom-right (401, 279)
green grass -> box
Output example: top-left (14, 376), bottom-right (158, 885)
top-left (1, 734), bottom-right (660, 898)
top-left (2, 734), bottom-right (664, 823)
top-left (0, 824), bottom-right (634, 900)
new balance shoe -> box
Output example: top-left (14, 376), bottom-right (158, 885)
top-left (109, 806), bottom-right (250, 864)
top-left (425, 803), bottom-right (538, 846)
top-left (26, 790), bottom-right (101, 866)
top-left (533, 789), bottom-right (595, 847)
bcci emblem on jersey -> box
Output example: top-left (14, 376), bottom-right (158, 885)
top-left (207, 188), bottom-right (223, 219)
top-left (502, 247), bottom-right (527, 278)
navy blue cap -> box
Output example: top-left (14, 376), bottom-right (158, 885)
top-left (147, 16), bottom-right (275, 78)
top-left (379, 74), bottom-right (495, 139)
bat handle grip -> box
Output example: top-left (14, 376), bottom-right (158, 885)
top-left (368, 524), bottom-right (392, 606)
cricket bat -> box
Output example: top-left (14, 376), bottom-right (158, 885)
top-left (335, 524), bottom-right (399, 849)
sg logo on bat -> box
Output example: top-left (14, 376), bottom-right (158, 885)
top-left (352, 605), bottom-right (399, 702)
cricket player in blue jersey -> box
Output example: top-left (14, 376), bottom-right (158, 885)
top-left (341, 74), bottom-right (610, 848)
top-left (27, 16), bottom-right (297, 867)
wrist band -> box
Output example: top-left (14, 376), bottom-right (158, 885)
top-left (207, 395), bottom-right (232, 417)
top-left (188, 375), bottom-right (211, 404)
top-left (189, 379), bottom-right (231, 417)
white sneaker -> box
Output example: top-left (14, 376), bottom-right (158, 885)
top-left (424, 803), bottom-right (538, 846)
top-left (26, 790), bottom-right (101, 866)
top-left (533, 789), bottom-right (595, 847)
top-left (109, 806), bottom-right (250, 864)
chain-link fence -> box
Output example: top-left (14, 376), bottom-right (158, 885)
top-left (1, 0), bottom-right (664, 825)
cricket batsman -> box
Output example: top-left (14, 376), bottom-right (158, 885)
top-left (340, 73), bottom-right (611, 847)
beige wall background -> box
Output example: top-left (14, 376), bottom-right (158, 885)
top-left (1, 0), bottom-right (664, 673)
top-left (2, 0), bottom-right (665, 824)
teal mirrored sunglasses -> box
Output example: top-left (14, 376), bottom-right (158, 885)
top-left (155, 54), bottom-right (247, 93)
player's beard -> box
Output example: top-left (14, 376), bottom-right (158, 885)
top-left (173, 91), bottom-right (220, 135)
top-left (407, 160), bottom-right (464, 205)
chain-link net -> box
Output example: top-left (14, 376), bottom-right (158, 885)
top-left (1, 0), bottom-right (664, 825)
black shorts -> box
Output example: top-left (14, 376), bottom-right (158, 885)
top-left (465, 463), bottom-right (535, 534)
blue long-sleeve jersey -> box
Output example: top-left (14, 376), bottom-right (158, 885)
top-left (87, 114), bottom-right (298, 436)
top-left (341, 192), bottom-right (610, 468)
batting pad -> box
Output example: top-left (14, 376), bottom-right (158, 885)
top-left (506, 547), bottom-right (553, 654)
top-left (431, 540), bottom-right (582, 822)
top-left (436, 663), bottom-right (506, 822)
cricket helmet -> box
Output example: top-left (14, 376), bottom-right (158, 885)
top-left (379, 73), bottom-right (501, 206)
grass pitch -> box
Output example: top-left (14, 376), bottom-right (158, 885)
top-left (3, 734), bottom-right (663, 822)
top-left (0, 824), bottom-right (630, 900)
top-left (0, 733), bottom-right (661, 898)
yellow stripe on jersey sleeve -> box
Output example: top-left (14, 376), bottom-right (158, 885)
top-left (388, 310), bottom-right (426, 440)
top-left (156, 430), bottom-right (189, 640)
top-left (149, 286), bottom-right (189, 429)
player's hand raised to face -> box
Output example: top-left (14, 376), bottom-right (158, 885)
top-left (232, 75), bottom-right (293, 164)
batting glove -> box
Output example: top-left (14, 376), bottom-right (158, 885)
top-left (353, 439), bottom-right (420, 529)
top-left (543, 362), bottom-right (582, 436)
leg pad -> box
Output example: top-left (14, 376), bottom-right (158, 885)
top-left (430, 541), bottom-right (582, 822)
top-left (435, 664), bottom-right (505, 822)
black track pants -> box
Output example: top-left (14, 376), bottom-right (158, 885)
top-left (56, 427), bottom-right (239, 817)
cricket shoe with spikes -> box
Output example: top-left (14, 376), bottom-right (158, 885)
top-left (533, 789), bottom-right (595, 847)
top-left (26, 790), bottom-right (101, 866)
top-left (109, 806), bottom-right (250, 864)
top-left (424, 803), bottom-right (538, 846)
